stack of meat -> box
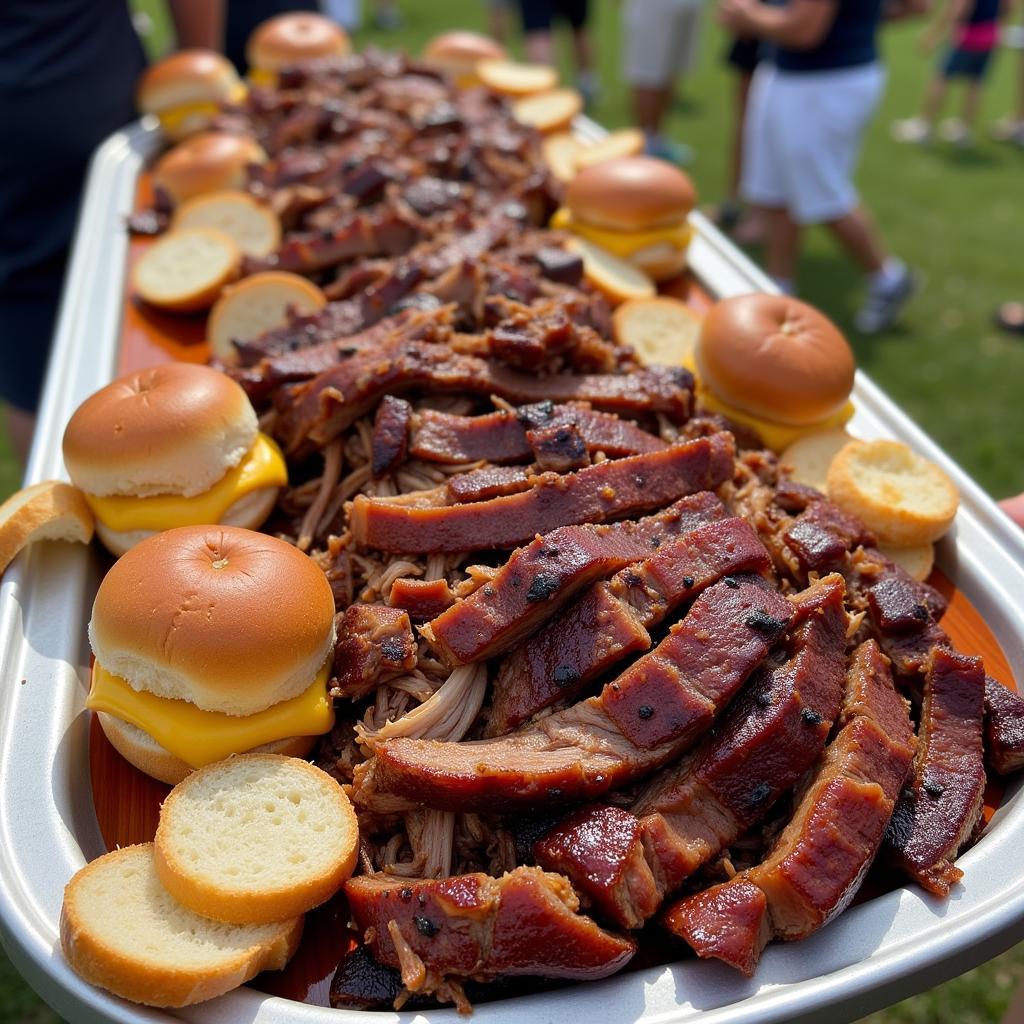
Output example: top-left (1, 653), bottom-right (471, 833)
top-left (153, 49), bottom-right (1024, 1013)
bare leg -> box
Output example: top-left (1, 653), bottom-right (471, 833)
top-left (730, 70), bottom-right (754, 199)
top-left (961, 79), bottom-right (984, 130)
top-left (570, 26), bottom-right (594, 77)
top-left (489, 2), bottom-right (510, 44)
top-left (1017, 48), bottom-right (1024, 122)
top-left (3, 403), bottom-right (34, 470)
top-left (921, 76), bottom-right (949, 125)
top-left (826, 205), bottom-right (888, 274)
top-left (631, 85), bottom-right (673, 137)
top-left (764, 207), bottom-right (802, 285)
top-left (524, 30), bottom-right (554, 65)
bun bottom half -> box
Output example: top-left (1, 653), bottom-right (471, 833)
top-left (93, 484), bottom-right (279, 557)
top-left (97, 713), bottom-right (317, 786)
top-left (629, 241), bottom-right (688, 283)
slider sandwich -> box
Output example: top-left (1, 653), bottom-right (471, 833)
top-left (62, 363), bottom-right (286, 556)
top-left (86, 525), bottom-right (337, 784)
top-left (246, 12), bottom-right (351, 88)
top-left (137, 50), bottom-right (247, 141)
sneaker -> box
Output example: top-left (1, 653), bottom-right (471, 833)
top-left (891, 117), bottom-right (932, 144)
top-left (939, 118), bottom-right (972, 146)
top-left (643, 136), bottom-right (694, 166)
top-left (854, 268), bottom-right (921, 334)
top-left (990, 117), bottom-right (1024, 144)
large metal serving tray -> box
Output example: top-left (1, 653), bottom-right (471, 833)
top-left (2, 120), bottom-right (1024, 1024)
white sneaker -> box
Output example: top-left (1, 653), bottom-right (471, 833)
top-left (855, 268), bottom-right (922, 335)
top-left (939, 118), bottom-right (972, 146)
top-left (891, 117), bottom-right (932, 144)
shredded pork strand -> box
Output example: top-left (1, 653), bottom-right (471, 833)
top-left (297, 439), bottom-right (343, 551)
top-left (358, 663), bottom-right (488, 746)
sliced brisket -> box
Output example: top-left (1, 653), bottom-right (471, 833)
top-left (331, 605), bottom-right (417, 699)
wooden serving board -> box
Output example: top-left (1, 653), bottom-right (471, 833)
top-left (87, 174), bottom-right (1018, 1007)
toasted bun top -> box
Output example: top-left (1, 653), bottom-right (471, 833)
top-left (247, 13), bottom-right (351, 71)
top-left (63, 363), bottom-right (258, 498)
top-left (696, 293), bottom-right (855, 426)
top-left (89, 526), bottom-right (336, 716)
top-left (423, 31), bottom-right (507, 67)
top-left (153, 132), bottom-right (266, 205)
top-left (137, 50), bottom-right (243, 115)
top-left (565, 157), bottom-right (696, 231)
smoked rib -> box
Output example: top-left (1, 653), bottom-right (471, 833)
top-left (664, 640), bottom-right (916, 973)
top-left (534, 574), bottom-right (849, 929)
top-left (423, 493), bottom-right (727, 667)
top-left (353, 575), bottom-right (793, 812)
top-left (350, 433), bottom-right (735, 553)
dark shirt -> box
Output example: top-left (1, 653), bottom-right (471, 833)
top-left (0, 0), bottom-right (145, 409)
top-left (964, 0), bottom-right (1000, 24)
top-left (775, 0), bottom-right (883, 72)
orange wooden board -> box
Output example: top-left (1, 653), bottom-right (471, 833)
top-left (88, 177), bottom-right (1019, 1006)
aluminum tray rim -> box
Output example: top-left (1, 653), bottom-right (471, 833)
top-left (1, 120), bottom-right (1023, 1024)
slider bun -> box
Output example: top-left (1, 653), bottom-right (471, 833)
top-left (628, 240), bottom-right (688, 282)
top-left (477, 59), bottom-right (558, 97)
top-left (247, 12), bottom-right (351, 72)
top-left (172, 190), bottom-right (282, 258)
top-left (0, 480), bottom-right (94, 576)
top-left (63, 363), bottom-right (258, 499)
top-left (696, 293), bottom-right (855, 426)
top-left (154, 131), bottom-right (266, 205)
top-left (98, 714), bottom-right (316, 786)
top-left (89, 526), bottom-right (336, 717)
top-left (137, 51), bottom-right (244, 138)
top-left (512, 88), bottom-right (583, 135)
top-left (423, 31), bottom-right (507, 83)
top-left (566, 156), bottom-right (696, 231)
top-left (92, 485), bottom-right (281, 558)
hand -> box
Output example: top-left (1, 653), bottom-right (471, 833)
top-left (718, 0), bottom-right (757, 33)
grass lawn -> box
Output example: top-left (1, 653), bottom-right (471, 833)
top-left (3, 1), bottom-right (1024, 1021)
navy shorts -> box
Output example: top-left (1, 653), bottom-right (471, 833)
top-left (518, 0), bottom-right (589, 33)
top-left (941, 45), bottom-right (995, 80)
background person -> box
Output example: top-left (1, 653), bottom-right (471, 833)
top-left (991, 0), bottom-right (1024, 143)
top-left (622, 0), bottom-right (705, 163)
top-left (516, 0), bottom-right (599, 104)
top-left (891, 0), bottom-right (1004, 146)
top-left (720, 0), bottom-right (926, 334)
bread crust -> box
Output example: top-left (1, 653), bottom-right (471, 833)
top-left (696, 293), bottom-right (855, 426)
top-left (89, 525), bottom-right (336, 716)
top-left (137, 50), bottom-right (242, 116)
top-left (512, 89), bottom-right (583, 135)
top-left (154, 754), bottom-right (359, 924)
top-left (0, 481), bottom-right (94, 576)
top-left (60, 844), bottom-right (303, 1007)
top-left (423, 31), bottom-right (507, 83)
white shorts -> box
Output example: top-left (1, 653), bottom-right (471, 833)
top-left (741, 62), bottom-right (886, 225)
top-left (623, 0), bottom-right (704, 87)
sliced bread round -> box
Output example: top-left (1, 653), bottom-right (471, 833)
top-left (154, 754), bottom-right (358, 924)
top-left (60, 844), bottom-right (302, 1007)
top-left (172, 191), bottom-right (282, 258)
top-left (0, 480), bottom-right (94, 576)
top-left (133, 228), bottom-right (241, 312)
top-left (612, 295), bottom-right (702, 367)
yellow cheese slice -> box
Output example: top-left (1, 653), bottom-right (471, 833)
top-left (157, 84), bottom-right (247, 134)
top-left (84, 432), bottom-right (287, 533)
top-left (550, 207), bottom-right (693, 261)
top-left (87, 661), bottom-right (334, 769)
top-left (698, 386), bottom-right (855, 453)
top-left (248, 67), bottom-right (277, 88)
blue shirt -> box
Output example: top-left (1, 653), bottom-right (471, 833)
top-left (775, 0), bottom-right (884, 72)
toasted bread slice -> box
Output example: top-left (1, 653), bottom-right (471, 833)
top-left (172, 191), bottom-right (281, 258)
top-left (573, 128), bottom-right (645, 170)
top-left (154, 754), bottom-right (359, 925)
top-left (133, 228), bottom-right (241, 312)
top-left (0, 480), bottom-right (94, 576)
top-left (208, 271), bottom-right (327, 364)
top-left (612, 296), bottom-right (702, 367)
top-left (565, 237), bottom-right (656, 305)
top-left (780, 429), bottom-right (856, 494)
top-left (878, 542), bottom-right (936, 582)
top-left (512, 88), bottom-right (583, 135)
top-left (60, 844), bottom-right (302, 1007)
top-left (827, 439), bottom-right (959, 545)
top-left (542, 132), bottom-right (585, 183)
top-left (477, 59), bottom-right (558, 97)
